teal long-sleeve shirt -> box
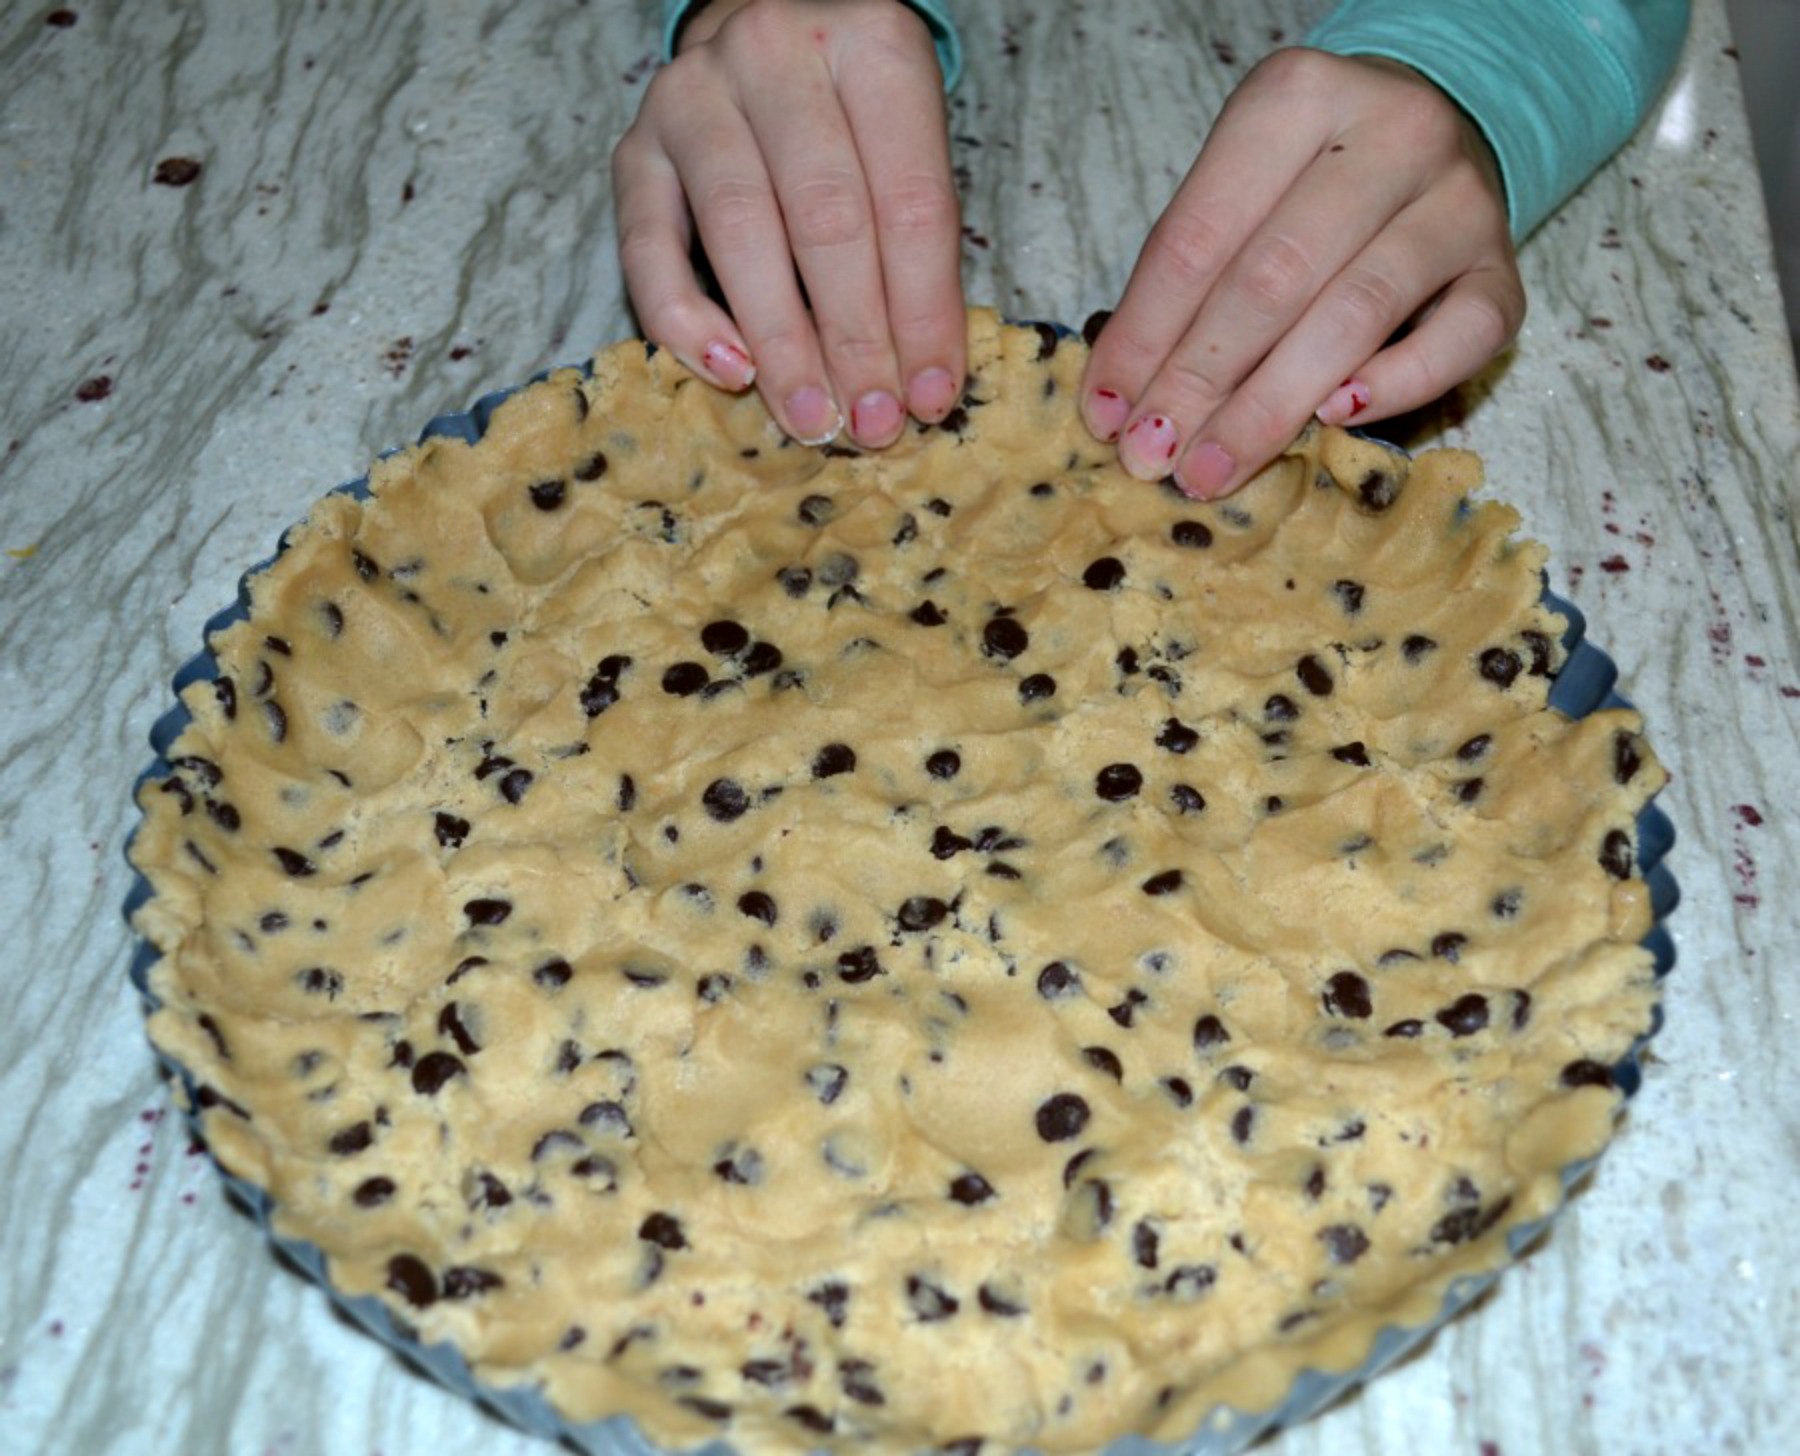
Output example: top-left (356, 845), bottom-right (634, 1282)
top-left (660, 0), bottom-right (1690, 240)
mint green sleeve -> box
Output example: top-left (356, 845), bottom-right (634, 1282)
top-left (1306, 0), bottom-right (1690, 239)
top-left (660, 1), bottom-right (962, 89)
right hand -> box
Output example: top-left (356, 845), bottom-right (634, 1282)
top-left (612, 0), bottom-right (966, 447)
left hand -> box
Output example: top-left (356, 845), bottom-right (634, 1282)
top-left (1080, 48), bottom-right (1524, 500)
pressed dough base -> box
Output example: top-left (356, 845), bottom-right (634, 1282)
top-left (132, 310), bottom-right (1663, 1453)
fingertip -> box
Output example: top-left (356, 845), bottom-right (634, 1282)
top-left (1083, 387), bottom-right (1130, 443)
top-left (1173, 440), bottom-right (1239, 501)
top-left (699, 339), bottom-right (757, 392)
top-left (905, 366), bottom-right (959, 422)
top-left (1314, 377), bottom-right (1370, 428)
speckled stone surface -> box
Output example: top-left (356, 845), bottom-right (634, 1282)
top-left (0, 2), bottom-right (1794, 1454)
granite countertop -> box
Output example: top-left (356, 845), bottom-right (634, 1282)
top-left (2, 2), bottom-right (1795, 1453)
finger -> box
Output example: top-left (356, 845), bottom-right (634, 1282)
top-left (613, 128), bottom-right (758, 392)
top-left (1171, 244), bottom-right (1520, 501)
top-left (836, 34), bottom-right (966, 423)
top-left (1319, 266), bottom-right (1525, 426)
top-left (740, 65), bottom-right (905, 446)
top-left (659, 98), bottom-right (843, 444)
top-left (1111, 151), bottom-right (1431, 481)
top-left (1078, 50), bottom-right (1333, 441)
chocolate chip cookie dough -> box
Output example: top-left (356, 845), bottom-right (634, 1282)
top-left (130, 309), bottom-right (1665, 1454)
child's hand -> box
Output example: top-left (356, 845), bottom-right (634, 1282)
top-left (612, 0), bottom-right (964, 447)
top-left (1080, 49), bottom-right (1523, 499)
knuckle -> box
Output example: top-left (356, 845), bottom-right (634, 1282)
top-left (784, 170), bottom-right (873, 252)
top-left (1330, 265), bottom-right (1406, 334)
top-left (1218, 381), bottom-right (1291, 448)
top-left (817, 326), bottom-right (890, 372)
top-left (1236, 232), bottom-right (1318, 316)
top-left (697, 175), bottom-right (773, 245)
top-left (876, 172), bottom-right (959, 237)
top-left (1458, 285), bottom-right (1522, 357)
top-left (1145, 208), bottom-right (1231, 293)
top-left (1154, 352), bottom-right (1233, 412)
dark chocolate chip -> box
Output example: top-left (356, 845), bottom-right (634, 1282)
top-left (949, 1172), bottom-right (995, 1206)
top-left (1331, 741), bottom-right (1370, 766)
top-left (812, 743), bottom-right (857, 779)
top-left (977, 1283), bottom-right (1025, 1317)
top-left (1401, 634), bottom-right (1438, 663)
top-left (1561, 1058), bottom-right (1615, 1089)
top-left (411, 1051), bottom-right (466, 1095)
top-left (1083, 557), bottom-right (1126, 591)
top-left (701, 620), bottom-right (750, 656)
top-left (442, 1266), bottom-right (504, 1299)
top-left (272, 847), bottom-right (316, 877)
top-left (1140, 869), bottom-right (1182, 896)
top-left (1192, 1014), bottom-right (1230, 1051)
top-left (1479, 647), bottom-right (1523, 688)
top-left (910, 600), bottom-right (948, 627)
top-left (982, 616), bottom-right (1029, 661)
top-left (1322, 971), bottom-right (1372, 1019)
top-left (353, 1176), bottom-right (396, 1207)
top-left (1155, 718), bottom-right (1198, 754)
top-left (498, 767), bottom-right (533, 803)
top-left (1170, 520), bottom-right (1213, 549)
top-left (639, 1212), bottom-right (687, 1250)
top-left (931, 825), bottom-right (973, 859)
top-left (463, 897), bottom-right (511, 926)
top-left (777, 565), bottom-right (812, 598)
top-left (528, 478), bottom-right (566, 511)
top-left (1356, 470), bottom-right (1399, 511)
top-left (1600, 828), bottom-right (1634, 879)
top-left (1454, 777), bottom-right (1485, 804)
top-left (1036, 961), bottom-right (1081, 1000)
top-left (1095, 763), bottom-right (1143, 801)
top-left (898, 896), bottom-right (948, 931)
top-left (1431, 931), bottom-right (1468, 962)
top-left (925, 749), bottom-right (961, 779)
top-left (1384, 1019), bottom-right (1424, 1039)
top-left (1034, 1092), bottom-right (1090, 1142)
top-left (1264, 693), bottom-right (1299, 723)
top-left (702, 778), bottom-right (749, 822)
top-left (574, 451), bottom-right (608, 481)
top-left (1296, 654), bottom-right (1334, 697)
top-left (797, 494), bottom-right (834, 526)
top-left (1318, 1225), bottom-right (1370, 1264)
top-left (1169, 783), bottom-right (1206, 813)
top-left (1457, 734), bottom-right (1492, 761)
top-left (433, 812), bottom-right (470, 848)
top-left (1164, 1264), bottom-right (1217, 1299)
top-left (385, 1254), bottom-right (437, 1307)
top-left (328, 1121), bottom-right (373, 1156)
top-left (1018, 673), bottom-right (1056, 703)
top-left (1332, 580), bottom-right (1366, 615)
top-left (906, 1275), bottom-right (961, 1321)
top-left (1491, 888), bottom-right (1523, 919)
top-left (836, 945), bottom-right (884, 983)
top-left (1162, 1076), bottom-right (1193, 1107)
top-left (1081, 1046), bottom-right (1123, 1081)
top-left (1435, 993), bottom-right (1489, 1036)
top-left (806, 1063), bottom-right (849, 1105)
top-left (1614, 732), bottom-right (1643, 784)
top-left (534, 957), bottom-right (573, 989)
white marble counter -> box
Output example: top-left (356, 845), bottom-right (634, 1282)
top-left (1, 2), bottom-right (1795, 1453)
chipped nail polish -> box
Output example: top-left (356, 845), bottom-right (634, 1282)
top-left (1086, 388), bottom-right (1130, 442)
top-left (784, 386), bottom-right (841, 445)
top-left (1317, 378), bottom-right (1371, 426)
top-left (850, 390), bottom-right (904, 445)
top-left (700, 340), bottom-right (756, 390)
top-left (1179, 441), bottom-right (1236, 500)
top-left (1120, 414), bottom-right (1181, 480)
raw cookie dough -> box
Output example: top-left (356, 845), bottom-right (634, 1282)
top-left (131, 310), bottom-right (1665, 1454)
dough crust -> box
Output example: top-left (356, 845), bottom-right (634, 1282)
top-left (131, 311), bottom-right (1664, 1453)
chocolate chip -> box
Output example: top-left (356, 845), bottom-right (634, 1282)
top-left (498, 767), bottom-right (533, 803)
top-left (1219, 1065), bottom-right (1253, 1091)
top-left (1170, 520), bottom-right (1213, 549)
top-left (702, 778), bottom-right (749, 822)
top-left (812, 742), bottom-right (857, 779)
top-left (898, 896), bottom-right (948, 931)
top-left (1431, 931), bottom-right (1468, 962)
top-left (1356, 469), bottom-right (1398, 511)
top-left (1457, 734), bottom-right (1492, 761)
top-left (1192, 1014), bottom-right (1230, 1051)
top-left (385, 1254), bottom-right (437, 1307)
top-left (1561, 1058), bottom-right (1615, 1088)
top-left (411, 1051), bottom-right (466, 1095)
top-left (1332, 580), bottom-right (1365, 615)
top-left (1095, 763), bottom-right (1142, 801)
top-left (1614, 732), bottom-right (1643, 784)
top-left (1081, 310), bottom-right (1112, 346)
top-left (1401, 634), bottom-right (1437, 663)
top-left (1384, 1019), bottom-right (1424, 1039)
top-left (925, 749), bottom-right (962, 779)
top-left (809, 1281), bottom-right (850, 1327)
top-left (1491, 888), bottom-right (1523, 919)
top-left (1164, 1264), bottom-right (1217, 1299)
top-left (777, 565), bottom-right (812, 598)
top-left (1511, 990), bottom-right (1533, 1029)
top-left (931, 825), bottom-right (973, 859)
top-left (806, 1063), bottom-right (849, 1105)
top-left (1036, 961), bottom-right (1080, 1000)
top-left (1264, 694), bottom-right (1299, 723)
top-left (328, 1121), bottom-right (373, 1156)
top-left (533, 958), bottom-right (573, 990)
top-left (1140, 869), bottom-right (1182, 896)
top-left (1018, 673), bottom-right (1056, 702)
top-left (442, 1266), bottom-right (504, 1299)
top-left (1436, 994), bottom-right (1489, 1036)
top-left (1296, 654), bottom-right (1334, 696)
top-left (837, 945), bottom-right (884, 983)
top-left (574, 451), bottom-right (608, 481)
top-left (1322, 971), bottom-right (1372, 1019)
top-left (982, 616), bottom-right (1029, 661)
top-left (1523, 630), bottom-right (1554, 676)
top-left (463, 897), bottom-right (511, 926)
top-left (1155, 718), bottom-right (1198, 754)
top-left (433, 812), bottom-right (470, 848)
top-left (977, 1284), bottom-right (1025, 1317)
top-left (784, 1406), bottom-right (834, 1436)
top-left (1330, 741), bottom-right (1370, 766)
top-left (949, 1172), bottom-right (995, 1205)
top-left (1318, 1225), bottom-right (1370, 1265)
top-left (1454, 777), bottom-right (1485, 804)
top-left (735, 890), bottom-right (778, 927)
top-left (272, 847), bottom-right (315, 877)
top-left (353, 1176), bottom-right (396, 1207)
top-left (1082, 1046), bottom-right (1123, 1081)
top-left (1167, 783), bottom-right (1206, 814)
top-left (639, 1211), bottom-right (687, 1250)
top-left (1479, 647), bottom-right (1523, 688)
top-left (1034, 1092), bottom-right (1090, 1142)
top-left (910, 600), bottom-right (948, 626)
top-left (1083, 557), bottom-right (1126, 591)
top-left (839, 1359), bottom-right (885, 1406)
top-left (1600, 828), bottom-right (1634, 879)
top-left (906, 1275), bottom-right (961, 1321)
top-left (528, 479), bottom-right (566, 511)
top-left (797, 494), bottom-right (834, 526)
top-left (1161, 1076), bottom-right (1194, 1107)
top-left (438, 1002), bottom-right (480, 1055)
top-left (701, 620), bottom-right (749, 656)
top-left (817, 552), bottom-right (860, 588)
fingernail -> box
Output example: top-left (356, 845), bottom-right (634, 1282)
top-left (907, 367), bottom-right (958, 421)
top-left (1316, 378), bottom-right (1371, 426)
top-left (1119, 413), bottom-right (1181, 480)
top-left (1085, 388), bottom-right (1130, 442)
top-left (849, 389), bottom-right (904, 446)
top-left (1177, 441), bottom-right (1237, 500)
top-left (784, 385), bottom-right (841, 445)
top-left (700, 339), bottom-right (756, 390)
